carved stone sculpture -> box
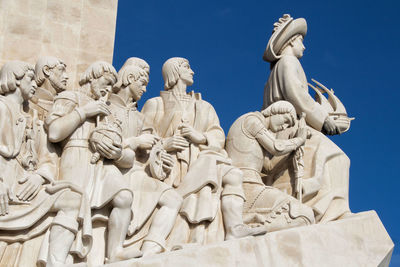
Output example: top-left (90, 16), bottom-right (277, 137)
top-left (31, 56), bottom-right (69, 121)
top-left (226, 101), bottom-right (315, 230)
top-left (142, 57), bottom-right (264, 248)
top-left (262, 14), bottom-right (352, 222)
top-left (45, 61), bottom-right (141, 263)
top-left (109, 61), bottom-right (182, 256)
top-left (0, 61), bottom-right (89, 267)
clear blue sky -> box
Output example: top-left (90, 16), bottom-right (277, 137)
top-left (113, 0), bottom-right (400, 264)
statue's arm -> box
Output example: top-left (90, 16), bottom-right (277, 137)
top-left (114, 147), bottom-right (135, 169)
top-left (280, 57), bottom-right (329, 131)
top-left (245, 115), bottom-right (304, 156)
top-left (201, 102), bottom-right (225, 149)
top-left (141, 98), bottom-right (159, 135)
top-left (45, 94), bottom-right (82, 143)
top-left (35, 121), bottom-right (58, 183)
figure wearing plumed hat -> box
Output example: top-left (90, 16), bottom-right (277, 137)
top-left (262, 14), bottom-right (353, 223)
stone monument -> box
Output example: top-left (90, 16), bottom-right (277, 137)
top-left (0, 5), bottom-right (394, 267)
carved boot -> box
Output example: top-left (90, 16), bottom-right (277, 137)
top-left (222, 195), bottom-right (266, 240)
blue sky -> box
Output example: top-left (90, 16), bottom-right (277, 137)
top-left (113, 0), bottom-right (400, 264)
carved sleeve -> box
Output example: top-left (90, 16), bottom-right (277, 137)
top-left (279, 57), bottom-right (329, 131)
top-left (35, 121), bottom-right (58, 183)
top-left (141, 98), bottom-right (160, 135)
top-left (201, 102), bottom-right (225, 149)
top-left (45, 92), bottom-right (83, 142)
top-left (0, 102), bottom-right (16, 158)
top-left (245, 114), bottom-right (304, 156)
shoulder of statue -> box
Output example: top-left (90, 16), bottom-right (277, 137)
top-left (54, 90), bottom-right (78, 104)
top-left (279, 55), bottom-right (301, 67)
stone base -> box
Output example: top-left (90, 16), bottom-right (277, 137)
top-left (104, 210), bottom-right (393, 267)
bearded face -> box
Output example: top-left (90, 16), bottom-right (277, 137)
top-left (48, 63), bottom-right (68, 93)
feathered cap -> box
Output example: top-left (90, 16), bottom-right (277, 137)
top-left (263, 14), bottom-right (307, 62)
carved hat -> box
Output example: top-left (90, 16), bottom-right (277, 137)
top-left (263, 14), bottom-right (307, 62)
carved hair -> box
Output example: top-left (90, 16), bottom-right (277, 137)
top-left (262, 100), bottom-right (297, 127)
top-left (113, 65), bottom-right (148, 93)
top-left (35, 56), bottom-right (66, 86)
top-left (0, 61), bottom-right (34, 95)
top-left (79, 61), bottom-right (117, 86)
top-left (278, 34), bottom-right (302, 55)
top-left (121, 57), bottom-right (150, 74)
top-left (162, 57), bottom-right (188, 90)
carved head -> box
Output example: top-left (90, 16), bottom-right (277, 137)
top-left (79, 61), bottom-right (117, 100)
top-left (121, 57), bottom-right (150, 75)
top-left (0, 61), bottom-right (36, 101)
top-left (262, 101), bottom-right (296, 133)
top-left (35, 56), bottom-right (68, 93)
top-left (162, 57), bottom-right (194, 90)
top-left (113, 65), bottom-right (149, 101)
top-left (263, 14), bottom-right (307, 62)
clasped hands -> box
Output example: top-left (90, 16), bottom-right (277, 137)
top-left (163, 123), bottom-right (206, 152)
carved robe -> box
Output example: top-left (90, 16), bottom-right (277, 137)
top-left (107, 94), bottom-right (172, 237)
top-left (142, 91), bottom-right (227, 245)
top-left (46, 90), bottom-right (132, 210)
top-left (263, 55), bottom-right (350, 222)
top-left (0, 96), bottom-right (91, 264)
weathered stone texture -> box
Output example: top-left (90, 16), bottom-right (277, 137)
top-left (0, 0), bottom-right (118, 87)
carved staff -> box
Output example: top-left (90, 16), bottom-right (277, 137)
top-left (293, 113), bottom-right (306, 202)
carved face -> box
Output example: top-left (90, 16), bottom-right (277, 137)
top-left (20, 70), bottom-right (37, 101)
top-left (291, 35), bottom-right (305, 58)
top-left (178, 61), bottom-right (194, 86)
top-left (269, 113), bottom-right (293, 133)
top-left (90, 73), bottom-right (115, 100)
top-left (47, 63), bottom-right (68, 93)
top-left (128, 74), bottom-right (148, 101)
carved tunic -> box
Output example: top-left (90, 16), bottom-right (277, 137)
top-left (0, 96), bottom-right (63, 240)
top-left (262, 55), bottom-right (351, 222)
top-left (263, 55), bottom-right (329, 131)
top-left (107, 94), bottom-right (171, 235)
top-left (142, 91), bottom-right (230, 244)
top-left (46, 90), bottom-right (130, 209)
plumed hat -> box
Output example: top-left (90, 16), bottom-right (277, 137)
top-left (263, 14), bottom-right (307, 62)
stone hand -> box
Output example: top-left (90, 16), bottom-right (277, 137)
top-left (81, 101), bottom-right (110, 118)
top-left (163, 136), bottom-right (189, 152)
top-left (161, 150), bottom-right (174, 173)
top-left (0, 181), bottom-right (10, 216)
top-left (322, 116), bottom-right (339, 136)
top-left (97, 139), bottom-right (122, 160)
top-left (136, 134), bottom-right (160, 150)
top-left (178, 124), bottom-right (206, 144)
top-left (17, 173), bottom-right (44, 202)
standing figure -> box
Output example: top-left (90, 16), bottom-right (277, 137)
top-left (226, 101), bottom-right (315, 230)
top-left (142, 57), bottom-right (264, 247)
top-left (46, 61), bottom-right (140, 263)
top-left (31, 56), bottom-right (68, 120)
top-left (109, 62), bottom-right (182, 256)
top-left (0, 61), bottom-right (90, 267)
top-left (262, 14), bottom-right (352, 222)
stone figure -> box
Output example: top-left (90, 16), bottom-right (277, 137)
top-left (142, 57), bottom-right (264, 247)
top-left (0, 61), bottom-right (90, 267)
top-left (31, 56), bottom-right (68, 120)
top-left (46, 61), bottom-right (141, 263)
top-left (120, 57), bottom-right (150, 75)
top-left (262, 14), bottom-right (352, 222)
top-left (108, 62), bottom-right (182, 256)
top-left (226, 101), bottom-right (315, 230)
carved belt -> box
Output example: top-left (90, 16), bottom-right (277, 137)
top-left (64, 139), bottom-right (89, 149)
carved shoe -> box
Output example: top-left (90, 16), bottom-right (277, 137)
top-left (225, 224), bottom-right (267, 240)
top-left (263, 200), bottom-right (315, 233)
